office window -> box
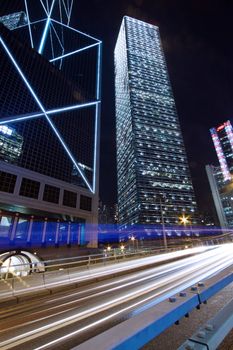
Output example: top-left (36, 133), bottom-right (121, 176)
top-left (43, 184), bottom-right (60, 204)
top-left (63, 190), bottom-right (77, 208)
top-left (19, 178), bottom-right (40, 199)
top-left (80, 195), bottom-right (92, 211)
top-left (0, 171), bottom-right (17, 193)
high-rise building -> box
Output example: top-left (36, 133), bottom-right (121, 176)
top-left (207, 120), bottom-right (233, 229)
top-left (0, 1), bottom-right (101, 248)
top-left (0, 125), bottom-right (23, 163)
top-left (114, 16), bottom-right (198, 227)
top-left (98, 202), bottom-right (118, 224)
top-left (210, 121), bottom-right (233, 181)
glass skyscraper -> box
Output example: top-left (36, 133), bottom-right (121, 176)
top-left (207, 120), bottom-right (233, 229)
top-left (115, 16), bottom-right (198, 227)
top-left (0, 1), bottom-right (101, 248)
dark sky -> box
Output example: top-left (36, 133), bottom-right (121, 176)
top-left (71, 0), bottom-right (233, 214)
top-left (2, 1), bottom-right (233, 215)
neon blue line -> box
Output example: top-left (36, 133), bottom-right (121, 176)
top-left (24, 0), bottom-right (34, 48)
top-left (49, 24), bottom-right (55, 60)
top-left (61, 0), bottom-right (69, 21)
top-left (92, 42), bottom-right (102, 193)
top-left (0, 37), bottom-right (93, 193)
top-left (50, 21), bottom-right (64, 51)
top-left (38, 18), bottom-right (50, 54)
top-left (51, 19), bottom-right (101, 43)
top-left (0, 101), bottom-right (100, 125)
top-left (14, 19), bottom-right (45, 30)
top-left (48, 101), bottom-right (100, 114)
top-left (50, 42), bottom-right (99, 62)
top-left (39, 0), bottom-right (49, 16)
top-left (67, 0), bottom-right (74, 25)
top-left (38, 0), bottom-right (56, 54)
top-left (93, 104), bottom-right (99, 193)
top-left (96, 42), bottom-right (101, 99)
top-left (0, 112), bottom-right (44, 125)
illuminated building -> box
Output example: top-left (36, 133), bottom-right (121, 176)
top-left (0, 125), bottom-right (23, 163)
top-left (0, 1), bottom-right (101, 248)
top-left (210, 121), bottom-right (233, 181)
top-left (114, 16), bottom-right (198, 227)
top-left (0, 11), bottom-right (27, 30)
top-left (98, 202), bottom-right (118, 224)
top-left (207, 120), bottom-right (233, 228)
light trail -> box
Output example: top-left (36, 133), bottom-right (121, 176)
top-left (0, 246), bottom-right (221, 320)
top-left (39, 246), bottom-right (215, 289)
top-left (33, 250), bottom-right (233, 350)
top-left (0, 244), bottom-right (232, 349)
top-left (0, 248), bottom-right (221, 329)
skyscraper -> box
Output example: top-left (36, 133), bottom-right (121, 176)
top-left (210, 121), bottom-right (233, 181)
top-left (115, 16), bottom-right (198, 227)
top-left (207, 120), bottom-right (233, 228)
top-left (0, 1), bottom-right (101, 247)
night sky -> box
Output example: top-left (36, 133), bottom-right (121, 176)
top-left (2, 1), bottom-right (233, 216)
top-left (71, 0), bottom-right (233, 215)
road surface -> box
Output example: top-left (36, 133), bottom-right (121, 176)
top-left (0, 244), bottom-right (232, 350)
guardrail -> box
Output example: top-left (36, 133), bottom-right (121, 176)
top-left (1, 234), bottom-right (232, 280)
top-left (0, 245), bottom-right (186, 279)
top-left (0, 245), bottom-right (207, 303)
top-left (73, 266), bottom-right (233, 350)
top-left (178, 298), bottom-right (233, 350)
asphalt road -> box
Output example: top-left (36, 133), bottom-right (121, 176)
top-left (0, 244), bottom-right (232, 350)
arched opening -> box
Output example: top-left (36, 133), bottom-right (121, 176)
top-left (1, 254), bottom-right (30, 278)
top-left (0, 251), bottom-right (44, 279)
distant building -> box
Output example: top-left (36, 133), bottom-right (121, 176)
top-left (0, 2), bottom-right (101, 248)
top-left (0, 11), bottom-right (27, 30)
top-left (0, 125), bottom-right (23, 163)
top-left (114, 16), bottom-right (198, 227)
top-left (207, 120), bottom-right (233, 229)
top-left (98, 202), bottom-right (118, 225)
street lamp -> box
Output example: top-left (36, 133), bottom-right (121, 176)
top-left (179, 214), bottom-right (192, 237)
top-left (130, 235), bottom-right (139, 251)
top-left (130, 236), bottom-right (135, 250)
top-left (179, 214), bottom-right (189, 225)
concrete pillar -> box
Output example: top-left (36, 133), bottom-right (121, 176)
top-left (55, 220), bottom-right (60, 246)
top-left (27, 215), bottom-right (34, 244)
top-left (41, 218), bottom-right (47, 245)
top-left (67, 222), bottom-right (71, 246)
top-left (10, 213), bottom-right (19, 242)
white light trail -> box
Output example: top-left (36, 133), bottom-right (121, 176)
top-left (0, 245), bottom-right (232, 349)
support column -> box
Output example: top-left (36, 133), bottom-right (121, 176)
top-left (41, 218), bottom-right (47, 246)
top-left (55, 220), bottom-right (60, 247)
top-left (67, 222), bottom-right (71, 247)
top-left (77, 224), bottom-right (81, 246)
top-left (10, 213), bottom-right (19, 243)
top-left (26, 215), bottom-right (34, 245)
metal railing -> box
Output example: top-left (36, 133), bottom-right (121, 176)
top-left (0, 234), bottom-right (232, 281)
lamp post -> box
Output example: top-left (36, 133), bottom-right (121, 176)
top-left (131, 236), bottom-right (135, 250)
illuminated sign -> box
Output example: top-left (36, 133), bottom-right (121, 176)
top-left (216, 121), bottom-right (231, 132)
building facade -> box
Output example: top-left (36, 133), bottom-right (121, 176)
top-left (207, 121), bottom-right (233, 229)
top-left (114, 16), bottom-right (198, 227)
top-left (0, 1), bottom-right (101, 248)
